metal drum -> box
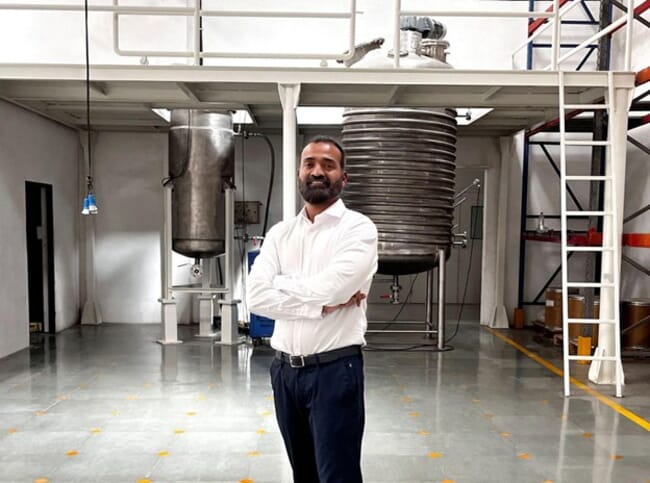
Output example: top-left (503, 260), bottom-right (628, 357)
top-left (621, 298), bottom-right (650, 350)
top-left (545, 287), bottom-right (563, 328)
top-left (568, 294), bottom-right (585, 338)
top-left (342, 108), bottom-right (457, 275)
top-left (169, 110), bottom-right (234, 258)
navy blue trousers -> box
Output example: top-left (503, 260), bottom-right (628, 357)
top-left (270, 352), bottom-right (365, 483)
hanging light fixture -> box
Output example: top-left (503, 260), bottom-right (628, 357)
top-left (81, 0), bottom-right (98, 216)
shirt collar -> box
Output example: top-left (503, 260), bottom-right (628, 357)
top-left (299, 198), bottom-right (346, 224)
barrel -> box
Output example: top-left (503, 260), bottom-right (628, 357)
top-left (545, 287), bottom-right (563, 328)
top-left (621, 298), bottom-right (650, 350)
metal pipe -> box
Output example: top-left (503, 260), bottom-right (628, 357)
top-left (622, 254), bottom-right (650, 277)
top-left (224, 188), bottom-right (234, 300)
top-left (437, 248), bottom-right (446, 350)
top-left (551, 0), bottom-right (560, 70)
top-left (624, 0), bottom-right (634, 71)
top-left (623, 203), bottom-right (650, 224)
top-left (627, 135), bottom-right (650, 157)
top-left (425, 270), bottom-right (434, 339)
top-left (193, 0), bottom-right (200, 66)
top-left (400, 10), bottom-right (555, 18)
top-left (367, 329), bottom-right (438, 334)
top-left (393, 0), bottom-right (401, 69)
top-left (554, 14), bottom-right (629, 68)
top-left (279, 84), bottom-right (301, 221)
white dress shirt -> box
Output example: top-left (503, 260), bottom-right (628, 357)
top-left (246, 199), bottom-right (378, 356)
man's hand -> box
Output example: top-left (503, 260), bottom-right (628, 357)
top-left (322, 291), bottom-right (367, 315)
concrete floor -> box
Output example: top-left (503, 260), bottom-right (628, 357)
top-left (0, 317), bottom-right (649, 483)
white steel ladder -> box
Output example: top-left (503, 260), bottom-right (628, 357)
top-left (558, 70), bottom-right (624, 398)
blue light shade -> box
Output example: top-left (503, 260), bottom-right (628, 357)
top-left (88, 193), bottom-right (98, 215)
top-left (81, 196), bottom-right (90, 215)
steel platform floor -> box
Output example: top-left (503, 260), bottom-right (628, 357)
top-left (0, 317), bottom-right (648, 483)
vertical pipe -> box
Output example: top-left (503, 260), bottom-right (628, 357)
top-left (551, 0), bottom-right (560, 69)
top-left (518, 138), bottom-right (530, 309)
top-left (393, 0), bottom-right (401, 68)
top-left (437, 249), bottom-right (446, 350)
top-left (193, 0), bottom-right (200, 66)
top-left (624, 0), bottom-right (633, 70)
top-left (425, 269), bottom-right (434, 339)
top-left (162, 185), bottom-right (172, 301)
top-left (224, 187), bottom-right (234, 297)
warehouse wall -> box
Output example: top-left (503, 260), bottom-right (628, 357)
top-left (0, 100), bottom-right (80, 359)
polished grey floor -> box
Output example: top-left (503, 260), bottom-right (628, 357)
top-left (0, 316), bottom-right (649, 483)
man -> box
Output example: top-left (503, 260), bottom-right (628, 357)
top-left (247, 135), bottom-right (378, 483)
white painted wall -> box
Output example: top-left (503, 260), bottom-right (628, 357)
top-left (0, 100), bottom-right (80, 359)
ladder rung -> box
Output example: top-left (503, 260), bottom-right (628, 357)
top-left (563, 104), bottom-right (609, 110)
top-left (566, 246), bottom-right (614, 252)
top-left (566, 282), bottom-right (615, 288)
top-left (565, 175), bottom-right (611, 181)
top-left (567, 318), bottom-right (616, 324)
top-left (565, 211), bottom-right (612, 216)
top-left (564, 140), bottom-right (610, 146)
top-left (568, 355), bottom-right (618, 362)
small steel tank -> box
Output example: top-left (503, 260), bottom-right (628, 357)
top-left (169, 110), bottom-right (234, 258)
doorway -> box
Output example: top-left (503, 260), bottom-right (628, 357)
top-left (25, 181), bottom-right (55, 334)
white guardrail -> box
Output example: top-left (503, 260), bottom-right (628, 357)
top-left (0, 0), bottom-right (635, 70)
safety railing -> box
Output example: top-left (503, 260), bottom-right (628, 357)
top-left (0, 1), bottom-right (358, 65)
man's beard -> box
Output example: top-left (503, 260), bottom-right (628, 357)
top-left (299, 176), bottom-right (344, 204)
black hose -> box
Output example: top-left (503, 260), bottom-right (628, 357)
top-left (254, 134), bottom-right (275, 237)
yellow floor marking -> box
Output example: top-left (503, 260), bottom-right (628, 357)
top-left (239, 479), bottom-right (254, 483)
top-left (441, 480), bottom-right (456, 483)
top-left (187, 412), bottom-right (197, 416)
top-left (158, 451), bottom-right (169, 457)
top-left (174, 429), bottom-right (185, 434)
top-left (485, 327), bottom-right (650, 432)
top-left (582, 432), bottom-right (593, 438)
top-left (36, 411), bottom-right (46, 416)
top-left (33, 479), bottom-right (49, 483)
top-left (559, 414), bottom-right (568, 420)
top-left (247, 451), bottom-right (260, 457)
top-left (518, 453), bottom-right (531, 460)
top-left (540, 400), bottom-right (549, 404)
top-left (65, 450), bottom-right (79, 457)
top-left (111, 411), bottom-right (121, 416)
top-left (542, 480), bottom-right (555, 483)
top-left (472, 399), bottom-right (481, 403)
top-left (78, 384), bottom-right (88, 389)
top-left (57, 395), bottom-right (69, 401)
top-left (90, 428), bottom-right (102, 434)
top-left (428, 452), bottom-right (443, 458)
top-left (484, 413), bottom-right (495, 419)
top-left (402, 396), bottom-right (412, 403)
top-left (197, 394), bottom-right (207, 400)
top-left (256, 429), bottom-right (267, 435)
top-left (409, 412), bottom-right (420, 418)
top-left (611, 455), bottom-right (624, 460)
top-left (418, 430), bottom-right (430, 436)
top-left (266, 395), bottom-right (274, 401)
top-left (143, 383), bottom-right (152, 388)
top-left (136, 479), bottom-right (152, 483)
top-left (8, 428), bottom-right (18, 434)
top-left (500, 432), bottom-right (511, 438)
top-left (259, 410), bottom-right (272, 417)
top-left (126, 395), bottom-right (138, 400)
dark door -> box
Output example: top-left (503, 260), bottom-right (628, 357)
top-left (25, 181), bottom-right (55, 334)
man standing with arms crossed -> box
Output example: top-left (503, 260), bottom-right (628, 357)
top-left (247, 135), bottom-right (378, 483)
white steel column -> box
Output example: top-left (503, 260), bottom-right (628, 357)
top-left (278, 83), bottom-right (301, 220)
top-left (480, 160), bottom-right (498, 326)
top-left (217, 188), bottom-right (242, 345)
top-left (158, 181), bottom-right (180, 344)
top-left (490, 138), bottom-right (513, 328)
top-left (588, 82), bottom-right (632, 388)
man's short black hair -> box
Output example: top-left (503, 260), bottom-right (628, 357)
top-left (306, 135), bottom-right (346, 170)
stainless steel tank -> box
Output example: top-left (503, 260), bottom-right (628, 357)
top-left (342, 22), bottom-right (457, 275)
top-left (169, 110), bottom-right (234, 258)
top-left (342, 108), bottom-right (457, 275)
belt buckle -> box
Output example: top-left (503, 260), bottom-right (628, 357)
top-left (289, 355), bottom-right (305, 368)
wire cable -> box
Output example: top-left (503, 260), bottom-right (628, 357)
top-left (84, 0), bottom-right (93, 190)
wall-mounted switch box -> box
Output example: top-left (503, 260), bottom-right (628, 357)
top-left (235, 201), bottom-right (262, 225)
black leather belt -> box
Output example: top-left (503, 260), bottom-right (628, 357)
top-left (275, 345), bottom-right (361, 368)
